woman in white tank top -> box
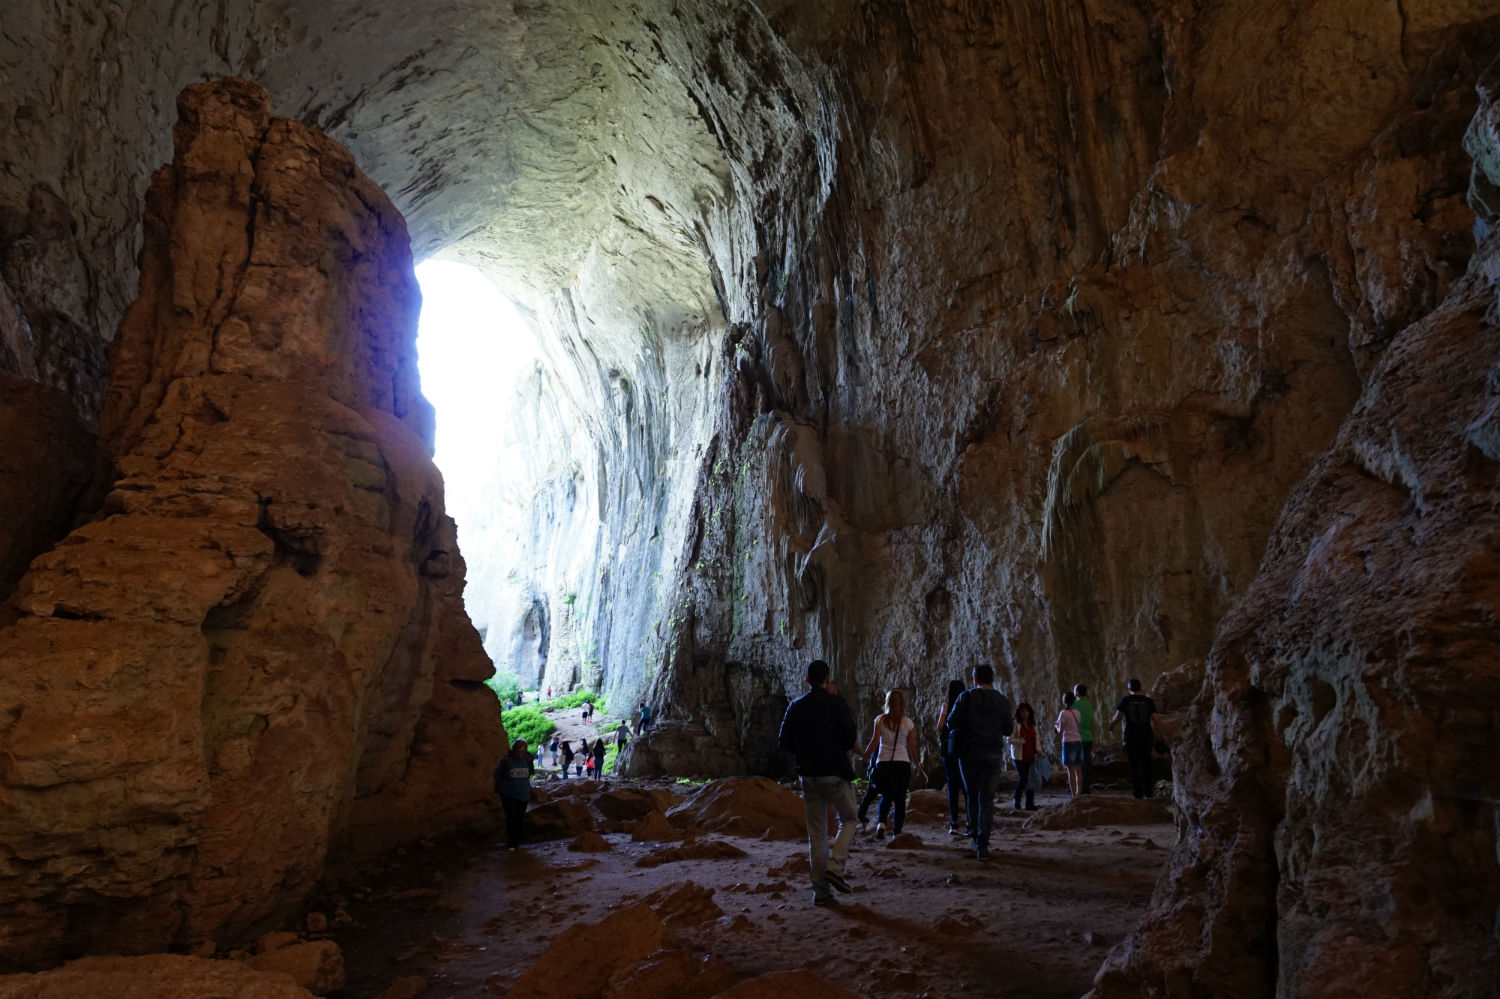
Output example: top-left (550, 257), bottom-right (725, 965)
top-left (857, 690), bottom-right (920, 837)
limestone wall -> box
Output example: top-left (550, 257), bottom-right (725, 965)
top-left (0, 79), bottom-right (504, 968)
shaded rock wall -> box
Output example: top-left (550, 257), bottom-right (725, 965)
top-left (1094, 55), bottom-right (1500, 998)
top-left (0, 79), bottom-right (503, 969)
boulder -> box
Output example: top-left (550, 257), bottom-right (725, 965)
top-left (629, 811), bottom-right (685, 843)
top-left (527, 800), bottom-right (598, 841)
top-left (245, 941), bottom-right (344, 997)
top-left (568, 832), bottom-right (613, 853)
top-left (666, 778), bottom-right (805, 840)
top-left (505, 903), bottom-right (672, 999)
top-left (0, 954), bottom-right (313, 998)
top-left (641, 882), bottom-right (724, 926)
top-left (1024, 796), bottom-right (1172, 831)
top-left (636, 839), bottom-right (748, 869)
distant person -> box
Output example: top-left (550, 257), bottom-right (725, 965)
top-left (946, 664), bottom-right (1013, 860)
top-left (777, 659), bottom-right (858, 906)
top-left (1109, 679), bottom-right (1160, 798)
top-left (935, 678), bottom-right (969, 837)
top-left (615, 725), bottom-right (629, 768)
top-left (592, 737), bottom-right (607, 777)
top-left (1055, 692), bottom-right (1083, 797)
top-left (1009, 703), bottom-right (1039, 811)
top-left (585, 752), bottom-right (595, 779)
top-left (560, 739), bottom-right (576, 779)
top-left (546, 685), bottom-right (552, 698)
top-left (639, 701), bottom-right (653, 732)
top-left (1071, 683), bottom-right (1094, 794)
top-left (493, 739), bottom-right (535, 852)
top-left (858, 689), bottom-right (919, 838)
top-left (516, 690), bottom-right (523, 704)
top-left (548, 735), bottom-right (560, 767)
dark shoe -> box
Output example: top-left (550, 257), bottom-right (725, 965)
top-left (826, 871), bottom-right (852, 894)
top-left (947, 826), bottom-right (961, 837)
top-left (975, 845), bottom-right (991, 861)
top-left (1025, 804), bottom-right (1039, 811)
top-left (813, 891), bottom-right (836, 906)
top-left (874, 822), bottom-right (886, 839)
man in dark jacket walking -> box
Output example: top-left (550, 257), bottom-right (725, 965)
top-left (777, 659), bottom-right (858, 906)
top-left (947, 663), bottom-right (1013, 860)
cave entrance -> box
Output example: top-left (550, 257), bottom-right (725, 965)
top-left (415, 259), bottom-right (559, 702)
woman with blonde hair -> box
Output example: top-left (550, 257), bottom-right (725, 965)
top-left (858, 689), bottom-right (920, 838)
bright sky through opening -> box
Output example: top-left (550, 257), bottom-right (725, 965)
top-left (414, 259), bottom-right (542, 510)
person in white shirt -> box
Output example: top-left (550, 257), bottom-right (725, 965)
top-left (857, 689), bottom-right (920, 837)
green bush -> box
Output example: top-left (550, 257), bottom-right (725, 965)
top-left (486, 670), bottom-right (524, 706)
top-left (542, 690), bottom-right (604, 712)
top-left (502, 705), bottom-right (556, 749)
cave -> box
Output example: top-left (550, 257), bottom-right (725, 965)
top-left (1, 2), bottom-right (1498, 997)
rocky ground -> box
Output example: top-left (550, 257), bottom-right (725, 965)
top-left (319, 775), bottom-right (1172, 999)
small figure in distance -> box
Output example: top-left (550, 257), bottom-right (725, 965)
top-left (548, 734), bottom-right (560, 768)
top-left (1109, 678), bottom-right (1160, 799)
top-left (777, 659), bottom-right (859, 906)
top-left (546, 685), bottom-right (553, 699)
top-left (936, 679), bottom-right (970, 837)
top-left (559, 738), bottom-right (576, 779)
top-left (946, 663), bottom-right (1014, 861)
top-left (639, 701), bottom-right (653, 733)
top-left (1009, 702), bottom-right (1040, 811)
top-left (592, 736), bottom-right (607, 779)
top-left (1071, 683), bottom-right (1094, 794)
top-left (858, 689), bottom-right (919, 838)
top-left (493, 738), bottom-right (536, 852)
top-left (1055, 692), bottom-right (1084, 797)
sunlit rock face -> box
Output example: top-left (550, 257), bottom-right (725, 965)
top-left (0, 78), bottom-right (503, 968)
top-left (1, 2), bottom-right (1499, 994)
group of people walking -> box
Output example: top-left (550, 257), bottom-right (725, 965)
top-left (778, 659), bottom-right (1162, 905)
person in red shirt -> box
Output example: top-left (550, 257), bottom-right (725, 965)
top-left (1009, 703), bottom-right (1039, 811)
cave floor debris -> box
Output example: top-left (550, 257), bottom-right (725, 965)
top-left (327, 782), bottom-right (1169, 999)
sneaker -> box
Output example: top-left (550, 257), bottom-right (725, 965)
top-left (1025, 804), bottom-right (1039, 811)
top-left (813, 891), bottom-right (836, 907)
top-left (857, 815), bottom-right (870, 833)
top-left (874, 822), bottom-right (886, 839)
top-left (975, 845), bottom-right (990, 861)
top-left (826, 871), bottom-right (852, 894)
top-left (947, 826), bottom-right (961, 837)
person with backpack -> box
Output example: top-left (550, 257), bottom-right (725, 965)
top-left (857, 689), bottom-right (919, 838)
top-left (1055, 691), bottom-right (1084, 797)
top-left (1109, 678), bottom-right (1161, 798)
top-left (548, 735), bottom-right (560, 768)
top-left (936, 679), bottom-right (970, 837)
top-left (945, 664), bottom-right (1014, 860)
top-left (559, 739), bottom-right (576, 779)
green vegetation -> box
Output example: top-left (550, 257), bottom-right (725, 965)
top-left (485, 670), bottom-right (524, 705)
top-left (675, 776), bottom-right (709, 786)
top-left (596, 720), bottom-right (620, 734)
top-left (603, 742), bottom-right (619, 774)
top-left (542, 689), bottom-right (604, 712)
top-left (502, 705), bottom-right (556, 748)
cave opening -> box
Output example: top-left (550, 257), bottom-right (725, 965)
top-left (414, 258), bottom-right (563, 697)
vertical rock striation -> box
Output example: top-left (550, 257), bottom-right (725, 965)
top-left (0, 78), bottom-right (503, 969)
top-left (1093, 55), bottom-right (1500, 998)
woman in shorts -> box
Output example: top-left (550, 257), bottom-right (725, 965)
top-left (1055, 691), bottom-right (1084, 797)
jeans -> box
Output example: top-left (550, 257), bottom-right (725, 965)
top-left (1126, 738), bottom-right (1154, 798)
top-left (800, 775), bottom-right (856, 893)
top-left (1081, 741), bottom-right (1094, 794)
top-left (1012, 759), bottom-right (1034, 808)
top-left (500, 795), bottom-right (527, 847)
top-left (873, 761), bottom-right (910, 832)
top-left (942, 753), bottom-right (969, 829)
top-left (958, 755), bottom-right (1005, 848)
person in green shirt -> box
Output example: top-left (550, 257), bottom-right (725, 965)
top-left (1072, 683), bottom-right (1095, 795)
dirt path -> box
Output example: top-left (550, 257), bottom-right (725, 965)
top-left (326, 782), bottom-right (1169, 998)
top-left (531, 702), bottom-right (623, 776)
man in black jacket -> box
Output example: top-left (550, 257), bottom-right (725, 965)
top-left (777, 659), bottom-right (858, 906)
top-left (947, 663), bottom-right (1014, 860)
